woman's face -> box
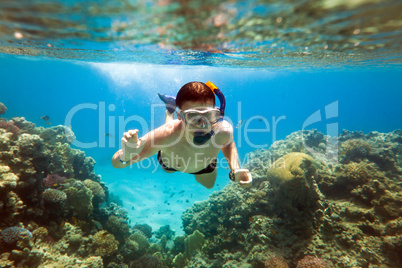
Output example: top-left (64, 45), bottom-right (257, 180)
top-left (178, 100), bottom-right (216, 134)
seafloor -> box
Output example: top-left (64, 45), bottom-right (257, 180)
top-left (0, 101), bottom-right (401, 268)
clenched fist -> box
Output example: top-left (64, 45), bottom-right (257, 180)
top-left (120, 129), bottom-right (145, 161)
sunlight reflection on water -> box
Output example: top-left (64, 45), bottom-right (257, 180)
top-left (0, 0), bottom-right (401, 67)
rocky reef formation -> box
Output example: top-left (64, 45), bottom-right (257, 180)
top-left (181, 129), bottom-right (402, 267)
top-left (2, 100), bottom-right (402, 268)
top-left (0, 102), bottom-right (7, 115)
top-left (0, 110), bottom-right (174, 267)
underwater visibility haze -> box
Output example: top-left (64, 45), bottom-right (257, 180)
top-left (0, 0), bottom-right (401, 267)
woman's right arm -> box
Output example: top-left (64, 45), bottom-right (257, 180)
top-left (112, 121), bottom-right (179, 169)
top-left (112, 129), bottom-right (146, 168)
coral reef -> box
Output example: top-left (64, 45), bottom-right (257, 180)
top-left (133, 224), bottom-right (153, 239)
top-left (11, 117), bottom-right (39, 135)
top-left (184, 230), bottom-right (205, 258)
top-left (105, 215), bottom-right (130, 243)
top-left (180, 129), bottom-right (402, 267)
top-left (264, 254), bottom-right (289, 268)
top-left (129, 254), bottom-right (164, 268)
top-left (1, 102), bottom-right (401, 268)
top-left (39, 125), bottom-right (75, 145)
top-left (172, 253), bottom-right (186, 268)
top-left (93, 230), bottom-right (119, 256)
top-left (296, 255), bottom-right (329, 268)
top-left (154, 224), bottom-right (175, 240)
top-left (1, 227), bottom-right (32, 245)
top-left (42, 188), bottom-right (67, 212)
top-left (83, 179), bottom-right (106, 206)
top-left (0, 121), bottom-right (20, 138)
top-left (128, 230), bottom-right (150, 256)
top-left (64, 183), bottom-right (94, 220)
top-left (42, 174), bottom-right (66, 189)
top-left (0, 102), bottom-right (7, 115)
top-left (267, 152), bottom-right (320, 215)
top-left (0, 110), bottom-right (162, 267)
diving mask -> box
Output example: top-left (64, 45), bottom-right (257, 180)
top-left (180, 107), bottom-right (221, 127)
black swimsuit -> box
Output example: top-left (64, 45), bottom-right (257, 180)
top-left (157, 151), bottom-right (216, 175)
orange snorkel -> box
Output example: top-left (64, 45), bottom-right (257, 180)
top-left (206, 81), bottom-right (226, 119)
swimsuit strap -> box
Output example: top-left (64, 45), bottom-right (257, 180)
top-left (157, 151), bottom-right (177, 172)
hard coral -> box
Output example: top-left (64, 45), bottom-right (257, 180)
top-left (39, 125), bottom-right (75, 145)
top-left (184, 230), bottom-right (205, 258)
top-left (32, 227), bottom-right (48, 240)
top-left (18, 133), bottom-right (44, 157)
top-left (10, 117), bottom-right (37, 134)
top-left (0, 170), bottom-right (19, 190)
top-left (93, 230), bottom-right (119, 256)
top-left (264, 254), bottom-right (289, 268)
top-left (343, 161), bottom-right (370, 185)
top-left (267, 152), bottom-right (319, 214)
top-left (0, 121), bottom-right (20, 137)
top-left (127, 230), bottom-right (150, 256)
top-left (64, 184), bottom-right (93, 219)
top-left (83, 179), bottom-right (105, 205)
top-left (155, 224), bottom-right (175, 240)
top-left (42, 188), bottom-right (67, 206)
top-left (1, 227), bottom-right (32, 244)
top-left (340, 139), bottom-right (371, 162)
top-left (32, 227), bottom-right (56, 245)
top-left (0, 102), bottom-right (7, 115)
top-left (42, 174), bottom-right (66, 189)
top-left (129, 254), bottom-right (163, 268)
top-left (133, 223), bottom-right (153, 239)
top-left (106, 215), bottom-right (130, 243)
top-left (296, 255), bottom-right (329, 268)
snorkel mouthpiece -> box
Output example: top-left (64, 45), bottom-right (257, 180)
top-left (194, 130), bottom-right (215, 145)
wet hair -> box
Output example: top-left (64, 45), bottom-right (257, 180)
top-left (175, 82), bottom-right (215, 109)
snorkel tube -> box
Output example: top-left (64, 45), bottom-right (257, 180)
top-left (206, 81), bottom-right (226, 118)
top-left (193, 81), bottom-right (226, 145)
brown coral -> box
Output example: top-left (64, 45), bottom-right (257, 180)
top-left (106, 215), bottom-right (130, 243)
top-left (63, 185), bottom-right (93, 219)
top-left (129, 254), bottom-right (163, 268)
top-left (0, 121), bottom-right (20, 137)
top-left (340, 139), bottom-right (371, 162)
top-left (264, 254), bottom-right (289, 268)
top-left (32, 227), bottom-right (55, 245)
top-left (93, 230), bottom-right (119, 256)
top-left (296, 255), bottom-right (329, 268)
top-left (83, 179), bottom-right (105, 204)
top-left (42, 174), bottom-right (66, 189)
top-left (267, 152), bottom-right (319, 213)
top-left (42, 188), bottom-right (67, 207)
top-left (343, 161), bottom-right (370, 185)
top-left (32, 227), bottom-right (48, 239)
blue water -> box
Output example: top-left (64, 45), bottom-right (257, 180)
top-left (1, 54), bottom-right (401, 233)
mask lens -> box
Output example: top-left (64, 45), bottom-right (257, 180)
top-left (185, 111), bottom-right (201, 125)
top-left (205, 110), bottom-right (220, 124)
top-left (183, 109), bottom-right (221, 126)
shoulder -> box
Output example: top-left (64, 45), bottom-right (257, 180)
top-left (217, 119), bottom-right (233, 134)
top-left (145, 120), bottom-right (182, 145)
top-left (215, 120), bottom-right (233, 146)
top-left (158, 119), bottom-right (182, 135)
top-left (155, 119), bottom-right (183, 144)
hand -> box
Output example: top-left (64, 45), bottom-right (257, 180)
top-left (121, 129), bottom-right (145, 160)
top-left (233, 169), bottom-right (252, 188)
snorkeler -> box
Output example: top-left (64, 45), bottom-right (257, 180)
top-left (112, 81), bottom-right (252, 189)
